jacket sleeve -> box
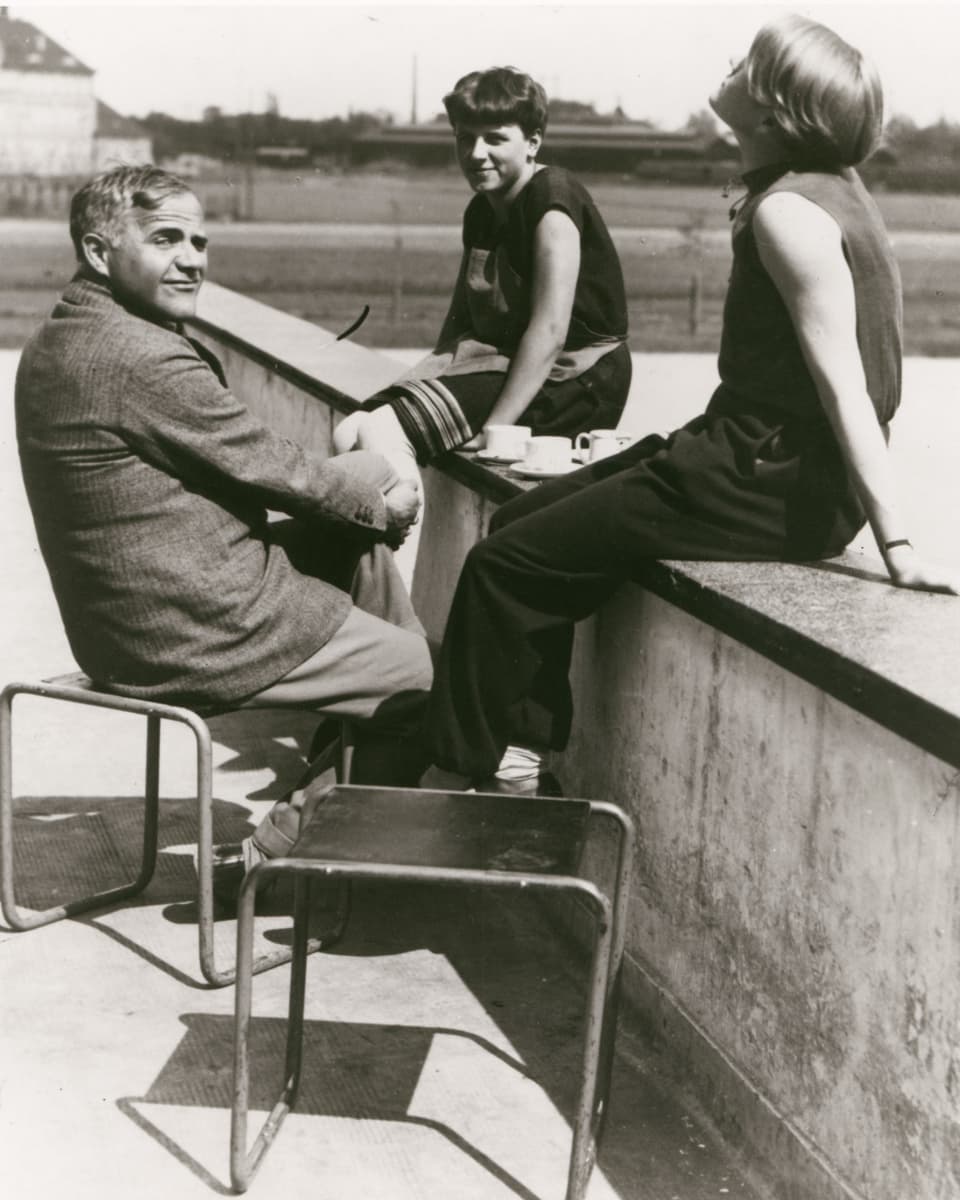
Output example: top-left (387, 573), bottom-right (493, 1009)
top-left (115, 336), bottom-right (396, 534)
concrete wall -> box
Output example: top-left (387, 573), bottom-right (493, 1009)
top-left (195, 317), bottom-right (960, 1200)
top-left (561, 590), bottom-right (960, 1200)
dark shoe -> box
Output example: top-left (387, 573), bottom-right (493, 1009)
top-left (211, 839), bottom-right (285, 915)
top-left (211, 842), bottom-right (247, 911)
top-left (473, 771), bottom-right (564, 798)
top-left (307, 718), bottom-right (342, 763)
top-left (211, 840), bottom-right (343, 924)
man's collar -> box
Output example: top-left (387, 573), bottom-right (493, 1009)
top-left (65, 270), bottom-right (183, 333)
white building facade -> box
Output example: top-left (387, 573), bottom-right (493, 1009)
top-left (0, 9), bottom-right (150, 177)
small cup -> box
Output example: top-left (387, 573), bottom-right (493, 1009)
top-left (484, 424), bottom-right (531, 461)
top-left (523, 435), bottom-right (575, 472)
top-left (574, 429), bottom-right (633, 463)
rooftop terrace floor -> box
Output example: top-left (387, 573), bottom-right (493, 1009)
top-left (0, 347), bottom-right (773, 1200)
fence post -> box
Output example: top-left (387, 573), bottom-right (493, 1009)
top-left (390, 198), bottom-right (404, 337)
top-left (688, 271), bottom-right (702, 336)
top-left (682, 212), bottom-right (705, 338)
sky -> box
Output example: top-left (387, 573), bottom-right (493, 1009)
top-left (10, 1), bottom-right (960, 128)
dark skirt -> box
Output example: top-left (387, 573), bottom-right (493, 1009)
top-left (364, 342), bottom-right (632, 464)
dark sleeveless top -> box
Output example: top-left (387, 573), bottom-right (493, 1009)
top-left (716, 163), bottom-right (902, 425)
top-left (461, 165), bottom-right (629, 353)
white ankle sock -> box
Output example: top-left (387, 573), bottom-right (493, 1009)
top-left (494, 745), bottom-right (544, 783)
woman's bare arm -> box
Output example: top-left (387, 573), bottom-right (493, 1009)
top-left (754, 190), bottom-right (960, 593)
top-left (480, 208), bottom-right (581, 427)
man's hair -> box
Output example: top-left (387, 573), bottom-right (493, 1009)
top-left (746, 13), bottom-right (883, 166)
top-left (69, 164), bottom-right (196, 261)
top-left (443, 67), bottom-right (548, 138)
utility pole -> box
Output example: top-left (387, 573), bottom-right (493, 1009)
top-left (411, 54), bottom-right (418, 125)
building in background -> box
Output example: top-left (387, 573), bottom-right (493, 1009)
top-left (0, 7), bottom-right (151, 178)
top-left (93, 99), bottom-right (152, 171)
top-left (350, 121), bottom-right (738, 180)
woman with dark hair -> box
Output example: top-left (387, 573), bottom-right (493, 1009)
top-left (419, 14), bottom-right (960, 794)
top-left (334, 66), bottom-right (631, 503)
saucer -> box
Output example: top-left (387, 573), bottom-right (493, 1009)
top-left (509, 460), bottom-right (580, 480)
top-left (476, 448), bottom-right (526, 465)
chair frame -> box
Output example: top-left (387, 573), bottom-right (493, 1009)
top-left (229, 786), bottom-right (634, 1200)
top-left (0, 673), bottom-right (350, 987)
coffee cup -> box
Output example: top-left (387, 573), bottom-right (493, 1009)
top-left (523, 435), bottom-right (575, 472)
top-left (574, 429), bottom-right (633, 463)
top-left (483, 424), bottom-right (530, 461)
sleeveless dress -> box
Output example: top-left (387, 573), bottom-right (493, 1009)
top-left (365, 166), bottom-right (631, 461)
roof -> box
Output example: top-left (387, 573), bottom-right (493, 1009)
top-left (96, 99), bottom-right (148, 139)
top-left (359, 123), bottom-right (716, 152)
top-left (0, 10), bottom-right (93, 75)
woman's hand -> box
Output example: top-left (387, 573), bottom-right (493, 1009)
top-left (382, 477), bottom-right (421, 548)
top-left (884, 544), bottom-right (960, 594)
top-left (460, 432), bottom-right (485, 452)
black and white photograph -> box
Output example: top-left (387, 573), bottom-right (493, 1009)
top-left (3, 2), bottom-right (960, 1197)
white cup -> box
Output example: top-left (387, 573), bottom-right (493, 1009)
top-left (523, 435), bottom-right (575, 472)
top-left (574, 429), bottom-right (633, 463)
top-left (484, 424), bottom-right (531, 461)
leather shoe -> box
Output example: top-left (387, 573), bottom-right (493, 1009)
top-left (472, 771), bottom-right (564, 798)
top-left (211, 842), bottom-right (247, 911)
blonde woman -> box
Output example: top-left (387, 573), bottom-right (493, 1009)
top-left (420, 14), bottom-right (960, 793)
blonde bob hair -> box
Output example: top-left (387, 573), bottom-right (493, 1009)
top-left (746, 13), bottom-right (883, 166)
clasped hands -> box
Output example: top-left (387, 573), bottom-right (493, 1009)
top-left (383, 476), bottom-right (421, 548)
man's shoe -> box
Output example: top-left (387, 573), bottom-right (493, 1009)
top-left (473, 771), bottom-right (564, 798)
top-left (211, 839), bottom-right (282, 914)
top-left (211, 842), bottom-right (248, 911)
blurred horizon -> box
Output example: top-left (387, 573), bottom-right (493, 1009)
top-left (10, 2), bottom-right (960, 129)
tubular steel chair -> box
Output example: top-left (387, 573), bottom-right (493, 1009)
top-left (0, 671), bottom-right (351, 987)
top-left (230, 782), bottom-right (635, 1199)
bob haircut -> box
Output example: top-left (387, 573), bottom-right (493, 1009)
top-left (746, 13), bottom-right (883, 166)
top-left (69, 164), bottom-right (195, 261)
top-left (443, 67), bottom-right (548, 138)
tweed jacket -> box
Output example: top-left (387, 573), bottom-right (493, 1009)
top-left (16, 275), bottom-right (397, 706)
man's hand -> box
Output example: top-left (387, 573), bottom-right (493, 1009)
top-left (382, 477), bottom-right (421, 548)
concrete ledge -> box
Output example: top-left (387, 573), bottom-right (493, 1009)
top-left (189, 283), bottom-right (960, 1200)
top-left (196, 282), bottom-right (960, 767)
top-left (634, 556), bottom-right (960, 771)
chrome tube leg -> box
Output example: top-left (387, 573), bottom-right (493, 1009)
top-left (284, 875), bottom-right (311, 1095)
top-left (566, 897), bottom-right (613, 1200)
top-left (230, 864), bottom-right (302, 1191)
top-left (593, 809), bottom-right (635, 1141)
top-left (191, 720), bottom-right (226, 986)
top-left (337, 721), bottom-right (354, 784)
top-left (135, 715), bottom-right (161, 892)
top-left (230, 866), bottom-right (260, 1192)
top-left (0, 686), bottom-right (16, 927)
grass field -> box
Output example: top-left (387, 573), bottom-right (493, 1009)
top-left (190, 168), bottom-right (960, 234)
top-left (4, 171), bottom-right (960, 354)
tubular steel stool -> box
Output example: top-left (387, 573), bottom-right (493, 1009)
top-left (0, 671), bottom-right (352, 987)
top-left (230, 783), bottom-right (635, 1199)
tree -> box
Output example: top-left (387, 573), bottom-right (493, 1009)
top-left (683, 109), bottom-right (719, 139)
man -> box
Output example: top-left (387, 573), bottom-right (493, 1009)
top-left (15, 164), bottom-right (432, 900)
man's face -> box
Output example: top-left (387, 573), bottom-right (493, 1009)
top-left (99, 191), bottom-right (208, 322)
